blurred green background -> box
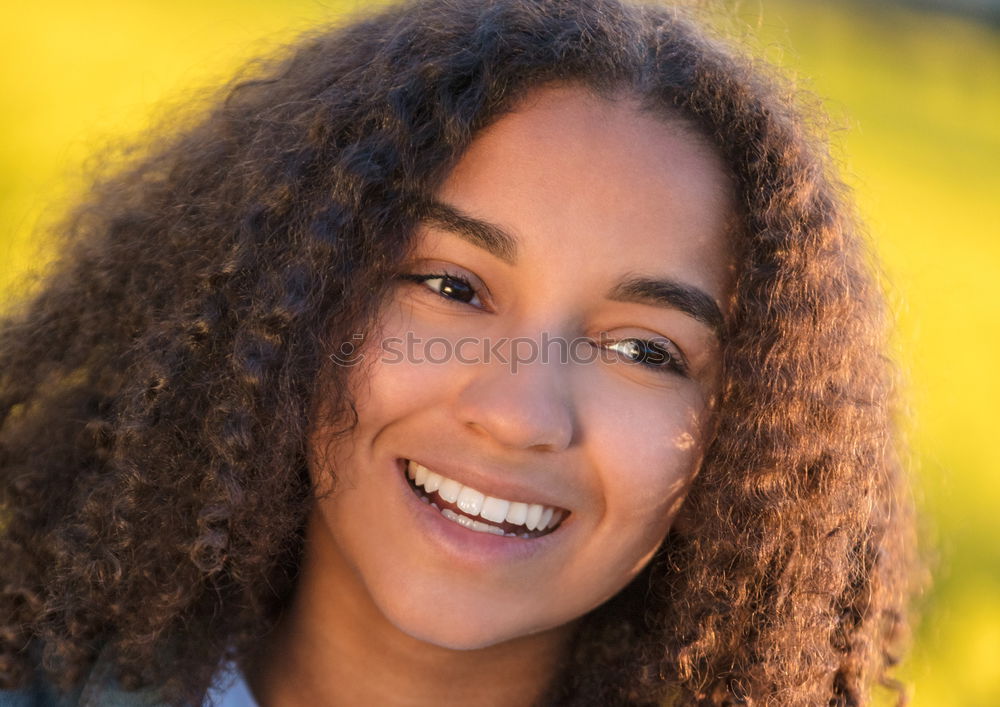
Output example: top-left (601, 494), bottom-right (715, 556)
top-left (1, 0), bottom-right (997, 703)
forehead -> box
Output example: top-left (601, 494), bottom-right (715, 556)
top-left (434, 85), bottom-right (737, 308)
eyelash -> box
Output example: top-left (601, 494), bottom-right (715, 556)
top-left (599, 337), bottom-right (689, 377)
top-left (397, 270), bottom-right (690, 378)
top-left (397, 270), bottom-right (485, 308)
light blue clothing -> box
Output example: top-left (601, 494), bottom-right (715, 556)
top-left (0, 661), bottom-right (258, 707)
top-left (207, 664), bottom-right (259, 707)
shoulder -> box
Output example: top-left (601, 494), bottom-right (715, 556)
top-left (0, 673), bottom-right (81, 707)
top-left (0, 683), bottom-right (161, 707)
top-left (0, 656), bottom-right (252, 707)
top-left (0, 663), bottom-right (165, 707)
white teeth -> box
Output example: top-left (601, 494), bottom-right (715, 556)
top-left (505, 502), bottom-right (528, 526)
top-left (424, 470), bottom-right (442, 493)
top-left (440, 508), bottom-right (522, 537)
top-left (408, 461), bottom-right (434, 490)
top-left (481, 496), bottom-right (511, 524)
top-left (441, 508), bottom-right (469, 527)
top-left (407, 460), bottom-right (566, 535)
top-left (443, 509), bottom-right (501, 536)
top-left (539, 506), bottom-right (554, 530)
top-left (525, 504), bottom-right (544, 531)
top-left (438, 478), bottom-right (461, 504)
top-left (472, 518), bottom-right (505, 536)
top-left (456, 487), bottom-right (485, 516)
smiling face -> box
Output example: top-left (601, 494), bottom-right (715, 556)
top-left (308, 86), bottom-right (735, 651)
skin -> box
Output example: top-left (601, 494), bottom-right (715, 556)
top-left (249, 85), bottom-right (736, 706)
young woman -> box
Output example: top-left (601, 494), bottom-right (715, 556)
top-left (0, 0), bottom-right (916, 705)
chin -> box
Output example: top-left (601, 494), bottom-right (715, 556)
top-left (399, 623), bottom-right (510, 651)
top-left (376, 589), bottom-right (556, 651)
top-left (391, 607), bottom-right (525, 650)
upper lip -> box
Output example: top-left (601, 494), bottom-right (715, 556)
top-left (401, 456), bottom-right (572, 512)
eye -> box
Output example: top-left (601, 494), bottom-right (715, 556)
top-left (397, 271), bottom-right (485, 309)
top-left (601, 336), bottom-right (689, 378)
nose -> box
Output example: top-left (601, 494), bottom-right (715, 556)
top-left (453, 344), bottom-right (576, 453)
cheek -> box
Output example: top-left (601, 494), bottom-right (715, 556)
top-left (350, 299), bottom-right (471, 409)
top-left (556, 392), bottom-right (706, 615)
top-left (313, 325), bottom-right (468, 492)
top-left (344, 322), bottom-right (454, 426)
top-left (626, 425), bottom-right (703, 517)
top-left (587, 382), bottom-right (709, 542)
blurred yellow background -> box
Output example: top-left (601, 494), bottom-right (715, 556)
top-left (1, 0), bottom-right (997, 703)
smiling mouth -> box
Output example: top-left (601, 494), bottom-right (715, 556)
top-left (401, 459), bottom-right (567, 539)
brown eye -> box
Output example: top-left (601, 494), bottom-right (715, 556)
top-left (603, 337), bottom-right (689, 377)
top-left (398, 272), bottom-right (484, 308)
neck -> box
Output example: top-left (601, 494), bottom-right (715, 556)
top-left (247, 512), bottom-right (575, 707)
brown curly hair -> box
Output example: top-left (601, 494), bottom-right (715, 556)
top-left (0, 0), bottom-right (916, 704)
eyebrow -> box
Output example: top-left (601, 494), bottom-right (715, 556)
top-left (419, 200), bottom-right (519, 265)
top-left (418, 199), bottom-right (725, 337)
top-left (608, 276), bottom-right (724, 335)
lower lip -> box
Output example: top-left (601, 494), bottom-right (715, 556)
top-left (392, 457), bottom-right (565, 564)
